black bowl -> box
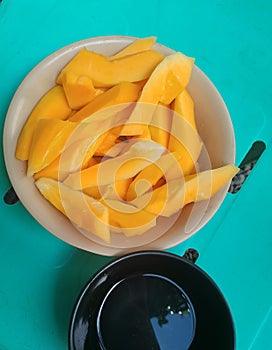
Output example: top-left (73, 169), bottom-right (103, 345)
top-left (69, 250), bottom-right (235, 350)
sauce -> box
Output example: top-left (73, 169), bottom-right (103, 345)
top-left (97, 274), bottom-right (196, 350)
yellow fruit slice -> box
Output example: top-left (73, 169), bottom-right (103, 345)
top-left (27, 119), bottom-right (78, 176)
top-left (132, 164), bottom-right (239, 217)
top-left (112, 178), bottom-right (133, 200)
top-left (62, 72), bottom-right (97, 109)
top-left (15, 86), bottom-right (72, 161)
top-left (35, 103), bottom-right (133, 181)
top-left (90, 178), bottom-right (133, 201)
top-left (68, 81), bottom-right (141, 122)
top-left (168, 88), bottom-right (200, 177)
top-left (100, 198), bottom-right (157, 236)
top-left (181, 165), bottom-right (239, 204)
top-left (33, 133), bottom-right (106, 181)
top-left (121, 52), bottom-right (194, 136)
top-left (126, 151), bottom-right (182, 201)
top-left (63, 140), bottom-right (165, 190)
top-left (34, 155), bottom-right (67, 181)
top-left (34, 152), bottom-right (102, 183)
top-left (137, 52), bottom-right (195, 104)
top-left (110, 37), bottom-right (156, 60)
top-left (168, 110), bottom-right (203, 176)
top-left (83, 164), bottom-right (133, 201)
top-left (94, 125), bottom-right (123, 156)
top-left (83, 183), bottom-right (108, 200)
top-left (149, 103), bottom-right (172, 149)
top-left (35, 177), bottom-right (110, 242)
top-left (56, 48), bottom-right (164, 87)
top-left (172, 89), bottom-right (196, 130)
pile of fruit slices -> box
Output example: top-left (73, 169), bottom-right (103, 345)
top-left (15, 37), bottom-right (239, 243)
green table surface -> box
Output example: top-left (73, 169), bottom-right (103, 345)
top-left (0, 1), bottom-right (271, 349)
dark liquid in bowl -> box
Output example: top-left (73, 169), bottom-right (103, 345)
top-left (97, 274), bottom-right (196, 350)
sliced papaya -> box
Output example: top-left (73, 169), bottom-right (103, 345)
top-left (168, 88), bottom-right (199, 176)
top-left (100, 198), bottom-right (157, 236)
top-left (56, 48), bottom-right (164, 87)
top-left (15, 86), bottom-right (72, 161)
top-left (94, 87), bottom-right (108, 95)
top-left (68, 81), bottom-right (141, 122)
top-left (110, 37), bottom-right (156, 60)
top-left (34, 155), bottom-right (66, 181)
top-left (83, 178), bottom-right (132, 201)
top-left (131, 180), bottom-right (170, 217)
top-left (181, 164), bottom-right (239, 204)
top-left (94, 125), bottom-right (123, 156)
top-left (34, 135), bottom-right (106, 181)
top-left (96, 177), bottom-right (133, 202)
top-left (112, 178), bottom-right (133, 200)
top-left (132, 164), bottom-right (239, 217)
top-left (35, 177), bottom-right (110, 242)
top-left (62, 71), bottom-right (97, 109)
top-left (126, 151), bottom-right (182, 201)
top-left (67, 110), bottom-right (77, 119)
top-left (121, 52), bottom-right (194, 136)
top-left (172, 89), bottom-right (196, 130)
top-left (64, 153), bottom-right (160, 190)
top-left (63, 140), bottom-right (165, 190)
top-left (27, 119), bottom-right (78, 176)
top-left (168, 111), bottom-right (203, 176)
top-left (136, 51), bottom-right (195, 105)
top-left (83, 183), bottom-right (107, 200)
top-left (34, 103), bottom-right (133, 181)
top-left (149, 103), bottom-right (172, 149)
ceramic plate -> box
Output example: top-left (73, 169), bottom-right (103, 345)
top-left (3, 36), bottom-right (235, 256)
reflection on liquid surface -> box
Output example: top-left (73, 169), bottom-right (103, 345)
top-left (97, 274), bottom-right (196, 350)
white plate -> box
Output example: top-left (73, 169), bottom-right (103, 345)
top-left (3, 36), bottom-right (235, 256)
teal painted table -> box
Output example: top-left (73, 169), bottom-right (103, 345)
top-left (0, 1), bottom-right (271, 349)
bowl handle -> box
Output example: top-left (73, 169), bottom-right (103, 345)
top-left (182, 248), bottom-right (199, 264)
top-left (3, 187), bottom-right (19, 205)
